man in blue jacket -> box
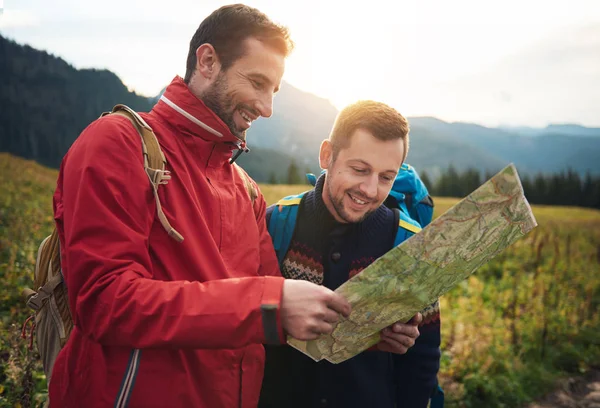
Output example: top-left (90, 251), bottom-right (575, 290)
top-left (260, 100), bottom-right (441, 408)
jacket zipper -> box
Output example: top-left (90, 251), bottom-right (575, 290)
top-left (114, 349), bottom-right (142, 408)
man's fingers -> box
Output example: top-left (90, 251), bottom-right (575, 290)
top-left (377, 338), bottom-right (408, 354)
top-left (323, 309), bottom-right (340, 324)
top-left (301, 331), bottom-right (320, 341)
top-left (281, 280), bottom-right (350, 341)
top-left (391, 322), bottom-right (420, 339)
top-left (296, 320), bottom-right (334, 341)
top-left (315, 321), bottom-right (335, 336)
top-left (408, 313), bottom-right (423, 326)
top-left (381, 330), bottom-right (416, 349)
top-left (325, 292), bottom-right (351, 318)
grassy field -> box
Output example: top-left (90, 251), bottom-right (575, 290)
top-left (1, 153), bottom-right (599, 407)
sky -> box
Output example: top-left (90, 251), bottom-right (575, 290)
top-left (1, 0), bottom-right (599, 127)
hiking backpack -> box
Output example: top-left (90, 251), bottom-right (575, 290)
top-left (21, 104), bottom-right (256, 386)
top-left (385, 163), bottom-right (434, 228)
top-left (267, 163), bottom-right (444, 408)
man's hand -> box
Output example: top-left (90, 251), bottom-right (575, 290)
top-left (280, 280), bottom-right (351, 341)
top-left (376, 313), bottom-right (422, 354)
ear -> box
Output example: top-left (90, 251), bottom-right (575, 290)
top-left (195, 43), bottom-right (221, 80)
top-left (319, 140), bottom-right (333, 170)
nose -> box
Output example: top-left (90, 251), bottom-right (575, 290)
top-left (359, 174), bottom-right (378, 199)
top-left (255, 94), bottom-right (274, 118)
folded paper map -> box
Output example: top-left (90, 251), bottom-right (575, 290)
top-left (288, 163), bottom-right (538, 363)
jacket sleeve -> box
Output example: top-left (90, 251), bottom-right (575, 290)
top-left (53, 116), bottom-right (285, 349)
top-left (254, 190), bottom-right (282, 278)
top-left (253, 185), bottom-right (286, 343)
top-left (393, 301), bottom-right (442, 407)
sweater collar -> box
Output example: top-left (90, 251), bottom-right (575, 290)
top-left (305, 173), bottom-right (340, 230)
top-left (151, 76), bottom-right (247, 152)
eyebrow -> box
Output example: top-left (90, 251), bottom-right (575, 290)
top-left (348, 159), bottom-right (397, 175)
top-left (248, 73), bottom-right (280, 93)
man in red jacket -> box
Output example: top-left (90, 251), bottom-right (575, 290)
top-left (50, 4), bottom-right (419, 407)
top-left (49, 4), bottom-right (354, 408)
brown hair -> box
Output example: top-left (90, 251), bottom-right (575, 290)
top-left (329, 100), bottom-right (410, 162)
top-left (184, 4), bottom-right (294, 83)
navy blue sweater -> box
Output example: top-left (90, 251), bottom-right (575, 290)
top-left (260, 176), bottom-right (441, 408)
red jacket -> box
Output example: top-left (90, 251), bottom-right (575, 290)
top-left (49, 76), bottom-right (285, 407)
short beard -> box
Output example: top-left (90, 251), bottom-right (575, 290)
top-left (326, 178), bottom-right (375, 224)
top-left (201, 73), bottom-right (246, 141)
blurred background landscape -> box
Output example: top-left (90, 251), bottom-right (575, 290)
top-left (1, 32), bottom-right (599, 207)
top-left (1, 0), bottom-right (599, 407)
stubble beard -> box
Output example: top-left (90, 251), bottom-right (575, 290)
top-left (201, 73), bottom-right (246, 141)
top-left (326, 178), bottom-right (375, 224)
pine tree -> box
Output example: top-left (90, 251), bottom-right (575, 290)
top-left (287, 160), bottom-right (302, 185)
top-left (565, 168), bottom-right (582, 207)
top-left (463, 169), bottom-right (482, 197)
top-left (581, 171), bottom-right (594, 207)
top-left (521, 175), bottom-right (534, 203)
top-left (533, 174), bottom-right (548, 205)
top-left (268, 172), bottom-right (278, 185)
top-left (420, 170), bottom-right (434, 195)
top-left (304, 168), bottom-right (313, 185)
top-left (438, 164), bottom-right (460, 197)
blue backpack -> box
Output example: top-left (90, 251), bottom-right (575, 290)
top-left (385, 163), bottom-right (434, 228)
top-left (267, 163), bottom-right (444, 408)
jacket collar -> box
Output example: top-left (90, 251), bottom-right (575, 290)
top-left (151, 76), bottom-right (247, 151)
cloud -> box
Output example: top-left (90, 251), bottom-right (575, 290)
top-left (429, 23), bottom-right (600, 127)
top-left (0, 10), bottom-right (40, 28)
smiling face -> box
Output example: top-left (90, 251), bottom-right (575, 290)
top-left (320, 128), bottom-right (405, 224)
top-left (193, 37), bottom-right (285, 140)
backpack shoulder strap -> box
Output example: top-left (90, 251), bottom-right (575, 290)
top-left (393, 208), bottom-right (423, 247)
top-left (106, 104), bottom-right (166, 171)
top-left (268, 192), bottom-right (307, 266)
top-left (102, 104), bottom-right (183, 242)
top-left (306, 172), bottom-right (318, 186)
top-left (25, 229), bottom-right (63, 311)
top-left (398, 197), bottom-right (410, 217)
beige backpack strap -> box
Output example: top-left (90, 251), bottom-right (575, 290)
top-left (23, 229), bottom-right (62, 309)
top-left (233, 163), bottom-right (258, 204)
top-left (26, 273), bottom-right (63, 312)
top-left (105, 105), bottom-right (184, 243)
top-left (34, 230), bottom-right (60, 290)
top-left (105, 104), bottom-right (165, 171)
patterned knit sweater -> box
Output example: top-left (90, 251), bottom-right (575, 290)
top-left (259, 175), bottom-right (441, 408)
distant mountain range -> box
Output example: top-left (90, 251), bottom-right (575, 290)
top-left (500, 124), bottom-right (600, 138)
top-left (1, 34), bottom-right (599, 182)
